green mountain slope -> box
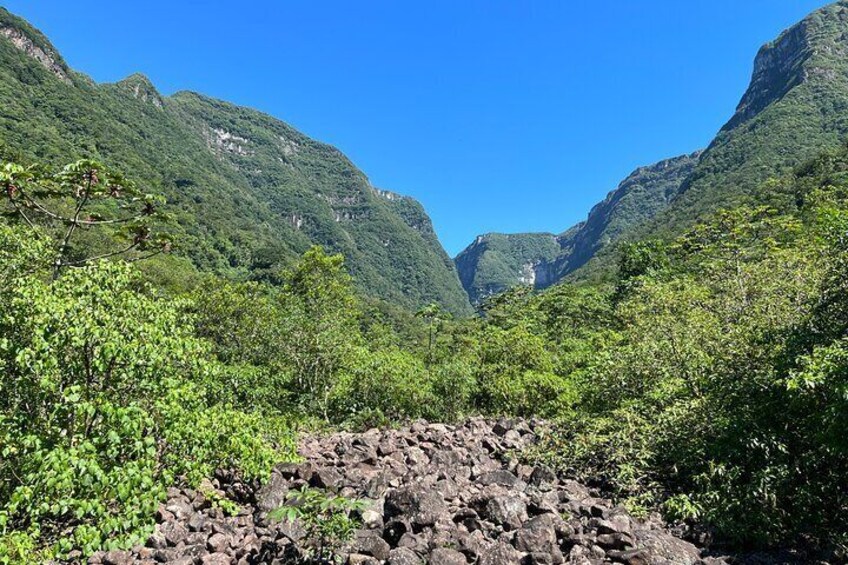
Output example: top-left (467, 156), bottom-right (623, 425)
top-left (458, 1), bottom-right (848, 297)
top-left (0, 8), bottom-right (472, 315)
top-left (454, 232), bottom-right (563, 304)
top-left (651, 0), bottom-right (848, 234)
top-left (454, 151), bottom-right (700, 302)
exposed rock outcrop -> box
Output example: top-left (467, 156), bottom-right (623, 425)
top-left (0, 24), bottom-right (70, 83)
top-left (91, 419), bottom-right (722, 564)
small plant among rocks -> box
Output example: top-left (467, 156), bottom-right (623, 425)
top-left (270, 486), bottom-right (366, 564)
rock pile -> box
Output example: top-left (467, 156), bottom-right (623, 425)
top-left (89, 418), bottom-right (721, 564)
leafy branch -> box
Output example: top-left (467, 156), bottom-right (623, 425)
top-left (270, 486), bottom-right (366, 564)
top-left (1, 159), bottom-right (171, 277)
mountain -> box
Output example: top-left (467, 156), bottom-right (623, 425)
top-left (648, 1), bottom-right (848, 233)
top-left (458, 0), bottom-right (848, 300)
top-left (455, 151), bottom-right (701, 302)
top-left (0, 8), bottom-right (472, 315)
top-left (454, 232), bottom-right (563, 304)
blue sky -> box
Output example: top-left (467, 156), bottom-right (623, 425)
top-left (6, 1), bottom-right (829, 255)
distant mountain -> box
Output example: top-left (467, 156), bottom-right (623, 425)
top-left (455, 152), bottom-right (701, 303)
top-left (458, 0), bottom-right (848, 301)
top-left (454, 232), bottom-right (562, 304)
top-left (0, 8), bottom-right (472, 315)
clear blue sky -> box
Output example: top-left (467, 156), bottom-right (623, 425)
top-left (5, 1), bottom-right (829, 255)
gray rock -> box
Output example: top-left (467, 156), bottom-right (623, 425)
top-left (515, 513), bottom-right (558, 555)
top-left (479, 541), bottom-right (525, 565)
top-left (633, 530), bottom-right (703, 565)
top-left (607, 548), bottom-right (652, 565)
top-left (187, 511), bottom-right (209, 533)
top-left (351, 530), bottom-right (391, 560)
top-left (101, 550), bottom-right (133, 565)
top-left (476, 470), bottom-right (525, 489)
top-left (397, 532), bottom-right (429, 553)
top-left (165, 499), bottom-right (194, 521)
top-left (596, 532), bottom-right (635, 551)
top-left (159, 520), bottom-right (188, 546)
top-left (387, 547), bottom-right (425, 565)
top-left (112, 419), bottom-right (712, 565)
top-left (385, 485), bottom-right (448, 527)
top-left (206, 532), bottom-right (231, 553)
top-left (310, 466), bottom-right (344, 490)
top-left (201, 553), bottom-right (231, 565)
top-left (348, 554), bottom-right (381, 565)
top-left (429, 547), bottom-right (468, 564)
top-left (492, 419), bottom-right (515, 437)
top-left (483, 495), bottom-right (528, 530)
top-left (146, 530), bottom-right (167, 550)
top-left (529, 466), bottom-right (557, 488)
top-left (256, 469), bottom-right (289, 514)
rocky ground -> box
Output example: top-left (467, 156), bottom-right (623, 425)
top-left (88, 418), bottom-right (770, 564)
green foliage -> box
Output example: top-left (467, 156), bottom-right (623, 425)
top-left (0, 252), bottom-right (295, 559)
top-left (0, 222), bottom-right (51, 279)
top-left (270, 487), bottom-right (366, 564)
top-left (527, 151), bottom-right (848, 550)
top-left (472, 323), bottom-right (574, 417)
top-left (0, 159), bottom-right (171, 276)
top-left (6, 5), bottom-right (848, 557)
top-left (331, 347), bottom-right (433, 427)
top-left (0, 12), bottom-right (471, 314)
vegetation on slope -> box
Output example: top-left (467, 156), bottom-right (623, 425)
top-left (620, 1), bottom-right (848, 259)
top-left (454, 151), bottom-right (701, 300)
top-left (4, 2), bottom-right (848, 561)
top-left (454, 232), bottom-right (562, 303)
top-left (519, 147), bottom-right (848, 552)
top-left (3, 147), bottom-right (848, 560)
top-left (0, 7), bottom-right (471, 314)
top-left (459, 2), bottom-right (848, 294)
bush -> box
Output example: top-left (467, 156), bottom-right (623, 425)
top-left (270, 487), bottom-right (366, 563)
top-left (0, 260), bottom-right (296, 559)
top-left (473, 324), bottom-right (572, 416)
top-left (330, 347), bottom-right (434, 426)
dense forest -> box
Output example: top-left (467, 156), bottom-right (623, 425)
top-left (3, 2), bottom-right (848, 564)
top-left (3, 145), bottom-right (848, 561)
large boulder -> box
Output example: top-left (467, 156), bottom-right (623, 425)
top-left (483, 495), bottom-right (528, 531)
top-left (384, 485), bottom-right (449, 527)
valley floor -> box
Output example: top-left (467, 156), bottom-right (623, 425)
top-left (84, 418), bottom-right (791, 565)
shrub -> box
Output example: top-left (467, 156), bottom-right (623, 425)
top-left (330, 347), bottom-right (433, 426)
top-left (0, 260), bottom-right (295, 558)
top-left (271, 487), bottom-right (366, 564)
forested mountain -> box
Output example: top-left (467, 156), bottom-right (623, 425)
top-left (455, 152), bottom-right (700, 302)
top-left (458, 1), bottom-right (848, 300)
top-left (0, 8), bottom-right (472, 315)
top-left (454, 232), bottom-right (562, 304)
top-left (641, 0), bottom-right (848, 237)
top-left (5, 2), bottom-right (848, 562)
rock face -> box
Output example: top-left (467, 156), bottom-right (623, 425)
top-left (454, 152), bottom-right (701, 303)
top-left (92, 418), bottom-right (719, 564)
top-left (0, 24), bottom-right (70, 83)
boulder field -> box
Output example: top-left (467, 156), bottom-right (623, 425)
top-left (90, 418), bottom-right (727, 565)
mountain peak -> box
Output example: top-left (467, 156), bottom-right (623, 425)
top-left (0, 8), bottom-right (70, 83)
top-left (723, 1), bottom-right (848, 132)
top-left (116, 73), bottom-right (164, 108)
